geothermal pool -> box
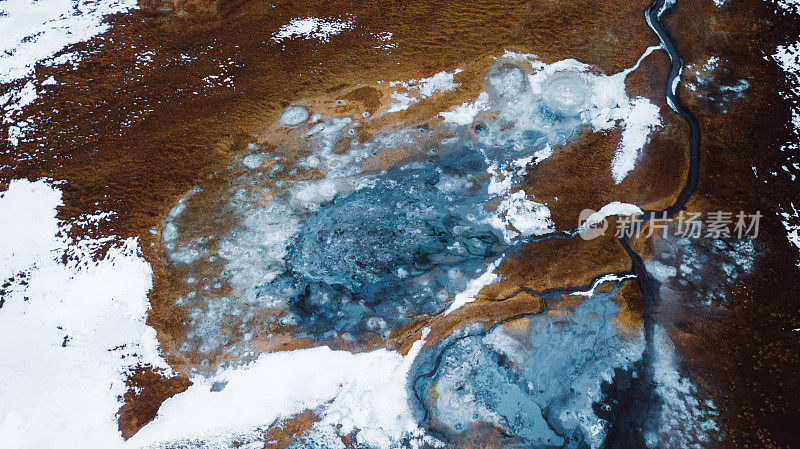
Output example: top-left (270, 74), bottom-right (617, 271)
top-left (3, 0), bottom-right (797, 447)
top-left (162, 54), bottom-right (658, 360)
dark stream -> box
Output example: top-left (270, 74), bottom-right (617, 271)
top-left (407, 0), bottom-right (703, 447)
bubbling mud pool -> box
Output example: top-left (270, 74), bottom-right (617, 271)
top-left (161, 52), bottom-right (661, 362)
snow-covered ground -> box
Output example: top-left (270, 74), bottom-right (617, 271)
top-left (272, 17), bottom-right (355, 43)
top-left (386, 68), bottom-right (464, 113)
top-left (130, 331), bottom-right (434, 449)
top-left (0, 178), bottom-right (441, 449)
top-left (0, 0), bottom-right (138, 148)
top-left (0, 180), bottom-right (167, 448)
top-left (0, 0), bottom-right (137, 84)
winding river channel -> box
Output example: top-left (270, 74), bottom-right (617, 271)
top-left (150, 0), bottom-right (704, 445)
top-left (409, 0), bottom-right (703, 446)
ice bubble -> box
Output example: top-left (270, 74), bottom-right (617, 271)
top-left (279, 105), bottom-right (310, 126)
top-left (162, 222), bottom-right (178, 242)
top-left (487, 62), bottom-right (530, 103)
top-left (241, 154), bottom-right (264, 169)
top-left (541, 72), bottom-right (591, 116)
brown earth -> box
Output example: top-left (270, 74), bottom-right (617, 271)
top-left (645, 1), bottom-right (800, 447)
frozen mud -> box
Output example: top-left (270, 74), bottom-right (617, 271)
top-left (161, 53), bottom-right (663, 360)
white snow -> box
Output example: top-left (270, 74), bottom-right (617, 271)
top-left (0, 0), bottom-right (137, 84)
top-left (1, 80), bottom-right (38, 146)
top-left (570, 273), bottom-right (637, 297)
top-left (443, 259), bottom-right (502, 315)
top-left (491, 190), bottom-right (555, 242)
top-left (487, 162), bottom-right (515, 196)
top-left (658, 0), bottom-right (677, 17)
top-left (272, 17), bottom-right (354, 43)
top-left (418, 69), bottom-right (463, 97)
top-left (702, 56), bottom-right (721, 71)
top-left (776, 0), bottom-right (800, 14)
top-left (386, 68), bottom-right (464, 112)
top-left (772, 21), bottom-right (800, 265)
top-left (779, 202), bottom-right (800, 267)
top-left (576, 46), bottom-right (664, 184)
top-left (372, 31), bottom-right (397, 51)
top-left (611, 99), bottom-right (662, 183)
top-left (440, 92), bottom-right (490, 124)
top-left (0, 179), bottom-right (169, 449)
top-left (0, 0), bottom-right (138, 147)
top-left (498, 191), bottom-right (555, 237)
top-left (130, 330), bottom-right (435, 449)
top-left (579, 201), bottom-right (643, 231)
top-left (773, 40), bottom-right (800, 139)
top-left (0, 178), bottom-right (60, 280)
top-left (387, 91), bottom-right (418, 113)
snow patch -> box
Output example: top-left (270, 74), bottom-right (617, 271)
top-left (776, 0), bottom-right (800, 14)
top-left (494, 190), bottom-right (555, 241)
top-left (779, 203), bottom-right (800, 267)
top-left (0, 0), bottom-right (137, 84)
top-left (491, 190), bottom-right (555, 242)
top-left (772, 28), bottom-right (800, 264)
top-left (272, 17), bottom-right (354, 43)
top-left (130, 331), bottom-right (434, 449)
top-left (611, 99), bottom-right (662, 183)
top-left (1, 80), bottom-right (38, 146)
top-left (440, 92), bottom-right (490, 125)
top-left (444, 259), bottom-right (502, 315)
top-left (0, 179), bottom-right (169, 449)
top-left (571, 273), bottom-right (637, 297)
top-left (386, 68), bottom-right (464, 112)
top-left (580, 201), bottom-right (643, 231)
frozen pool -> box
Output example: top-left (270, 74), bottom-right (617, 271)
top-left (161, 55), bottom-right (662, 360)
